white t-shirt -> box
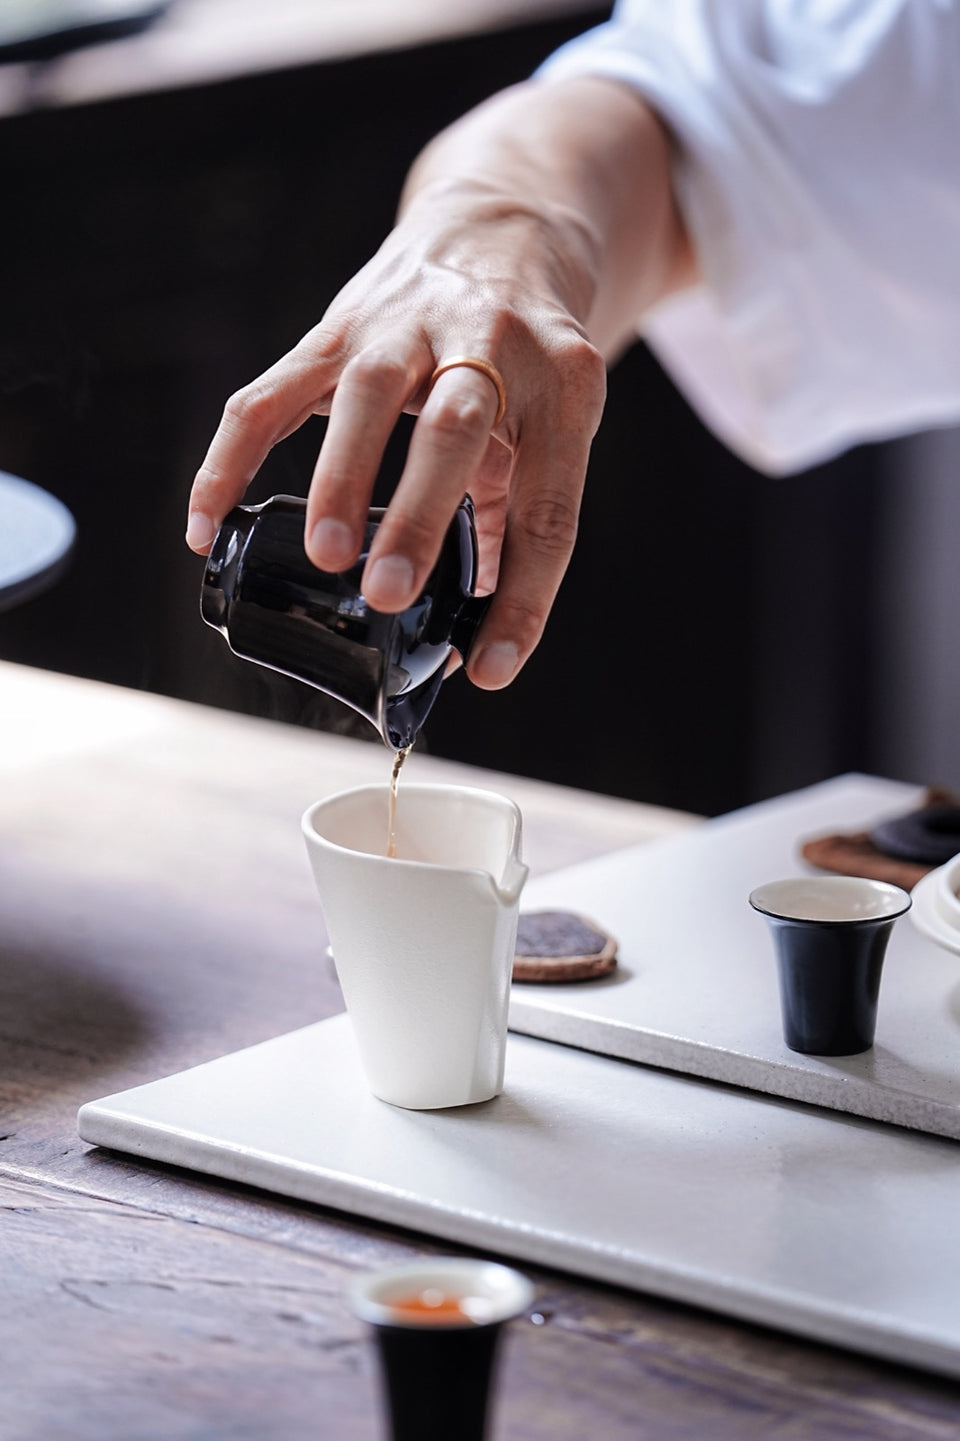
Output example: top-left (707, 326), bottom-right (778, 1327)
top-left (539, 1), bottom-right (960, 474)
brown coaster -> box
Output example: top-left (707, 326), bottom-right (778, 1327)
top-left (800, 786), bottom-right (960, 892)
top-left (800, 831), bottom-right (932, 892)
top-left (513, 910), bottom-right (617, 983)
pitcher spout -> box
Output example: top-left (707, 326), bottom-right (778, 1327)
top-left (496, 855), bottom-right (529, 907)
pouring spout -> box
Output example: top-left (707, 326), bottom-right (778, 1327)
top-left (497, 856), bottom-right (529, 907)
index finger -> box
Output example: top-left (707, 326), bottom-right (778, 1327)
top-left (185, 330), bottom-right (345, 553)
top-left (357, 361), bottom-right (504, 612)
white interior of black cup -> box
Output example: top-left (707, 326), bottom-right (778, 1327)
top-left (750, 876), bottom-right (911, 923)
top-left (348, 1258), bottom-right (533, 1329)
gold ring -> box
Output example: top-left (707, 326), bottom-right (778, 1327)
top-left (428, 356), bottom-right (507, 428)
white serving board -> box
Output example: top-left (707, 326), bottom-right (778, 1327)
top-left (79, 1013), bottom-right (960, 1379)
top-left (511, 774), bottom-right (960, 1139)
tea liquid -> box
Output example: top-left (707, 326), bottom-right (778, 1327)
top-left (386, 745), bottom-right (411, 859)
top-left (387, 1287), bottom-right (480, 1325)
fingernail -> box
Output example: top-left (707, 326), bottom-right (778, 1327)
top-left (471, 641), bottom-right (520, 689)
top-left (363, 555), bottom-right (416, 610)
top-left (308, 518), bottom-right (356, 570)
top-left (185, 512), bottom-right (216, 552)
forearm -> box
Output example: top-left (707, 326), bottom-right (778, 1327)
top-left (399, 76), bottom-right (697, 357)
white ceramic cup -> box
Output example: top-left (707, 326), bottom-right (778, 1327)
top-left (302, 782), bottom-right (528, 1110)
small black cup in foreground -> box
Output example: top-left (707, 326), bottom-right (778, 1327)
top-left (750, 877), bottom-right (911, 1055)
top-left (349, 1257), bottom-right (533, 1441)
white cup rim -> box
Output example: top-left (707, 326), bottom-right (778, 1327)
top-left (302, 781), bottom-right (525, 872)
top-left (749, 875), bottom-right (911, 924)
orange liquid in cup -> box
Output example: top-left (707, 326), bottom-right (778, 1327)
top-left (387, 1288), bottom-right (481, 1325)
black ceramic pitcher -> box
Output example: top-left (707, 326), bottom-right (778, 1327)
top-left (200, 494), bottom-right (490, 750)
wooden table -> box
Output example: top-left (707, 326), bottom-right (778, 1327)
top-left (2, 661), bottom-right (958, 1439)
top-left (0, 0), bottom-right (596, 115)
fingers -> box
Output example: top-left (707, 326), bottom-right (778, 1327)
top-left (304, 333), bottom-right (434, 573)
top-left (466, 430), bottom-right (590, 689)
top-left (356, 362), bottom-right (504, 611)
top-left (466, 341), bottom-right (606, 689)
top-left (186, 328), bottom-right (346, 554)
top-left (467, 435), bottom-right (513, 596)
top-left (187, 298), bottom-right (607, 699)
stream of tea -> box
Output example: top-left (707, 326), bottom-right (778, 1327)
top-left (386, 745), bottom-right (411, 859)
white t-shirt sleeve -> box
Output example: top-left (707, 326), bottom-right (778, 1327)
top-left (538, 0), bottom-right (960, 475)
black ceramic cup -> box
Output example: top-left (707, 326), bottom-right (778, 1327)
top-left (201, 494), bottom-right (490, 750)
top-left (749, 876), bottom-right (911, 1055)
top-left (348, 1257), bottom-right (533, 1441)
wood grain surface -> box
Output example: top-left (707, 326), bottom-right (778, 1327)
top-left (0, 0), bottom-right (598, 115)
top-left (2, 661), bottom-right (959, 1440)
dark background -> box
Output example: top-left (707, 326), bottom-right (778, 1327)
top-left (0, 7), bottom-right (903, 816)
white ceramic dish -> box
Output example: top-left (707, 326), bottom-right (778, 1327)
top-left (78, 1013), bottom-right (960, 1381)
top-left (511, 775), bottom-right (960, 1139)
top-left (911, 857), bottom-right (960, 957)
top-left (935, 853), bottom-right (960, 929)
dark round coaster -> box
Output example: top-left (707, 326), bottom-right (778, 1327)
top-left (870, 806), bottom-right (960, 866)
top-left (513, 910), bottom-right (617, 983)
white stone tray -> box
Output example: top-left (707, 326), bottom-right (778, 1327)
top-left (79, 1012), bottom-right (960, 1379)
top-left (511, 774), bottom-right (960, 1139)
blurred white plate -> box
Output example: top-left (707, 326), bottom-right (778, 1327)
top-left (912, 856), bottom-right (960, 957)
top-left (0, 0), bottom-right (168, 59)
top-left (0, 472), bottom-right (75, 611)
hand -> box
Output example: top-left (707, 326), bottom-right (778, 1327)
top-left (187, 198), bottom-right (606, 690)
top-left (186, 79), bottom-right (692, 688)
